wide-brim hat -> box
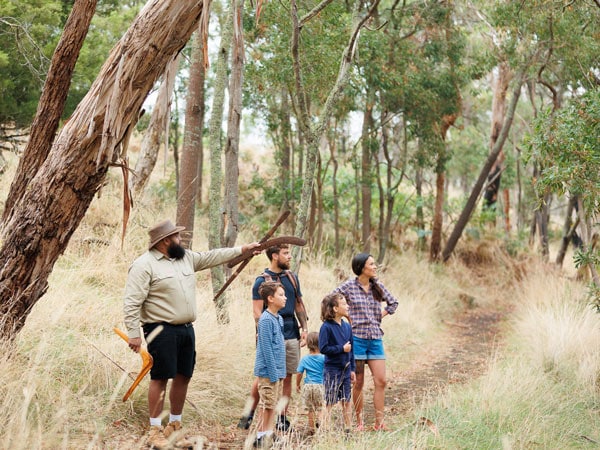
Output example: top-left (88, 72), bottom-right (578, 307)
top-left (148, 220), bottom-right (185, 249)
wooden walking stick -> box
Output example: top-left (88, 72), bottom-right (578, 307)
top-left (113, 327), bottom-right (153, 402)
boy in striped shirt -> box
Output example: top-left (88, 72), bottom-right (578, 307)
top-left (253, 281), bottom-right (287, 447)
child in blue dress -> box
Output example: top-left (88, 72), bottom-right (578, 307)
top-left (318, 293), bottom-right (355, 433)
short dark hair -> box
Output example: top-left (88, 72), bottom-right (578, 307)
top-left (258, 281), bottom-right (282, 308)
top-left (306, 331), bottom-right (319, 352)
top-left (321, 293), bottom-right (344, 322)
top-left (266, 243), bottom-right (290, 261)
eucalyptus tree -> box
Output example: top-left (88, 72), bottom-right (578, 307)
top-left (0, 0), bottom-right (144, 133)
top-left (207, 0), bottom-right (233, 322)
top-left (223, 0), bottom-right (245, 253)
top-left (443, 0), bottom-right (600, 261)
top-left (0, 0), bottom-right (62, 130)
top-left (0, 0), bottom-right (207, 339)
top-left (177, 28), bottom-right (206, 248)
top-left (243, 0), bottom-right (354, 232)
top-left (130, 56), bottom-right (180, 197)
top-left (514, 0), bottom-right (600, 258)
top-left (526, 89), bottom-right (600, 290)
top-left (2, 0), bottom-right (97, 224)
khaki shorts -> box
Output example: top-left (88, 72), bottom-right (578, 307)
top-left (257, 377), bottom-right (282, 410)
top-left (285, 339), bottom-right (300, 375)
top-left (301, 383), bottom-right (324, 412)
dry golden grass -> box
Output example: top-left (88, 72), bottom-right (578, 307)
top-left (1, 151), bottom-right (598, 448)
top-left (0, 167), bottom-right (473, 448)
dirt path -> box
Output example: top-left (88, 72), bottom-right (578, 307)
top-left (387, 305), bottom-right (507, 419)
top-left (193, 302), bottom-right (509, 449)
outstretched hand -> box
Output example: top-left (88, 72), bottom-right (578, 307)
top-left (241, 242), bottom-right (261, 255)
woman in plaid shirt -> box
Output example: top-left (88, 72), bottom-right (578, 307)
top-left (332, 253), bottom-right (398, 431)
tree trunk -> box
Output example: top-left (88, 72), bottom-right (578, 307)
top-left (279, 88), bottom-right (293, 217)
top-left (290, 0), bottom-right (381, 269)
top-left (415, 164), bottom-right (426, 253)
top-left (2, 0), bottom-right (97, 224)
top-left (502, 188), bottom-right (511, 232)
top-left (430, 113), bottom-right (456, 262)
top-left (223, 0), bottom-right (244, 253)
top-left (131, 55), bottom-right (180, 197)
top-left (0, 0), bottom-right (205, 339)
top-left (360, 91), bottom-right (375, 253)
top-left (442, 65), bottom-right (527, 262)
top-left (315, 143), bottom-right (327, 250)
top-left (555, 195), bottom-right (578, 267)
top-left (429, 160), bottom-right (445, 262)
top-left (177, 29), bottom-right (205, 249)
top-left (208, 6), bottom-right (233, 323)
top-left (482, 63), bottom-right (512, 224)
top-left (195, 52), bottom-right (206, 208)
top-left (538, 193), bottom-right (551, 259)
top-left (376, 129), bottom-right (385, 263)
top-left (332, 133), bottom-right (341, 257)
top-left (576, 198), bottom-right (600, 287)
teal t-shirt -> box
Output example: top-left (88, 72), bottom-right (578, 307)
top-left (297, 353), bottom-right (325, 384)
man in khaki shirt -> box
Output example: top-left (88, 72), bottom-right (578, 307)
top-left (124, 219), bottom-right (258, 449)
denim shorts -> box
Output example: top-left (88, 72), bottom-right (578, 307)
top-left (352, 336), bottom-right (386, 361)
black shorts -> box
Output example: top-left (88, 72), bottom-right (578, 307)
top-left (143, 322), bottom-right (196, 380)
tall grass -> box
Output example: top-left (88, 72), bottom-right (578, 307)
top-left (1, 154), bottom-right (599, 448)
top-left (407, 264), bottom-right (600, 449)
top-left (0, 169), bottom-right (469, 449)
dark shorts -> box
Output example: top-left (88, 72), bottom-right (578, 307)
top-left (143, 322), bottom-right (196, 380)
top-left (324, 367), bottom-right (351, 405)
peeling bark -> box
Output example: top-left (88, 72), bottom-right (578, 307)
top-left (0, 0), bottom-right (205, 339)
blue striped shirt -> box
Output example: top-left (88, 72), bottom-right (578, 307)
top-left (333, 278), bottom-right (398, 339)
top-left (254, 310), bottom-right (286, 382)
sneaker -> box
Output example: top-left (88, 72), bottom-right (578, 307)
top-left (146, 425), bottom-right (171, 450)
top-left (237, 413), bottom-right (254, 429)
top-left (275, 415), bottom-right (291, 432)
top-left (253, 434), bottom-right (273, 448)
top-left (163, 421), bottom-right (194, 448)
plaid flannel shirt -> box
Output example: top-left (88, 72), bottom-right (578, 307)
top-left (333, 278), bottom-right (398, 339)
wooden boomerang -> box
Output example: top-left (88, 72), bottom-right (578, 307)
top-left (212, 210), bottom-right (291, 302)
top-left (114, 327), bottom-right (153, 402)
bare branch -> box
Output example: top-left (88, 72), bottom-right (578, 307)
top-left (536, 16), bottom-right (559, 111)
top-left (300, 0), bottom-right (335, 27)
top-left (0, 17), bottom-right (50, 84)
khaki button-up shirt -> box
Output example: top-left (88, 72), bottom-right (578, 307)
top-left (123, 246), bottom-right (242, 338)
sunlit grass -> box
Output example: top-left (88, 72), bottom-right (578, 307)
top-left (0, 186), bottom-right (468, 448)
top-left (1, 153), bottom-right (599, 448)
top-left (405, 262), bottom-right (600, 449)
